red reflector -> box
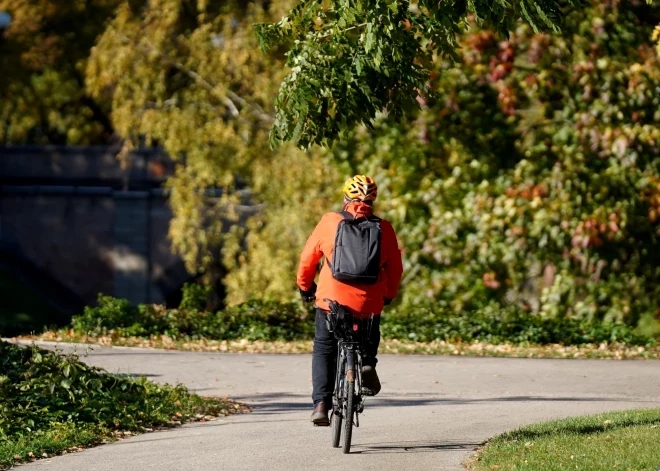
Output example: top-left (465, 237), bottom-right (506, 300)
top-left (353, 323), bottom-right (359, 331)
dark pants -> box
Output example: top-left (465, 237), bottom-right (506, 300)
top-left (312, 308), bottom-right (381, 408)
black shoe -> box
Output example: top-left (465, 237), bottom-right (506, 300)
top-left (361, 365), bottom-right (381, 396)
top-left (311, 402), bottom-right (330, 426)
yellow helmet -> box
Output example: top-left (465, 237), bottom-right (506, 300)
top-left (343, 175), bottom-right (378, 203)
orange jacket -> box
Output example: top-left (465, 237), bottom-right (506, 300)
top-left (297, 201), bottom-right (403, 316)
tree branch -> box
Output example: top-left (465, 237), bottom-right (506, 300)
top-left (317, 22), bottom-right (368, 39)
top-left (115, 32), bottom-right (274, 125)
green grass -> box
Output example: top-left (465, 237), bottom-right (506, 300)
top-left (0, 422), bottom-right (108, 467)
top-left (0, 341), bottom-right (244, 470)
top-left (471, 408), bottom-right (660, 471)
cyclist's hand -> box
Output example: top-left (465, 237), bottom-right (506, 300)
top-left (299, 282), bottom-right (317, 303)
top-left (383, 297), bottom-right (393, 306)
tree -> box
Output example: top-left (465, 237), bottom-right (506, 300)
top-left (86, 0), bottom-right (311, 298)
top-left (257, 0), bottom-right (587, 148)
top-left (326, 0), bottom-right (660, 328)
top-left (0, 0), bottom-right (119, 144)
top-left (225, 0), bottom-right (660, 336)
top-left (68, 0), bottom-right (660, 338)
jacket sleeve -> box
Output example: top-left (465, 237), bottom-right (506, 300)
top-left (381, 221), bottom-right (403, 300)
top-left (297, 214), bottom-right (328, 291)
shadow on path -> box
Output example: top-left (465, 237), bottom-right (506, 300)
top-left (351, 440), bottom-right (482, 455)
top-left (233, 392), bottom-right (641, 414)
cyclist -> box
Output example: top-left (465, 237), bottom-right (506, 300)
top-left (297, 175), bottom-right (403, 426)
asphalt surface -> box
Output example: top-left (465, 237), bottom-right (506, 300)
top-left (14, 341), bottom-right (660, 471)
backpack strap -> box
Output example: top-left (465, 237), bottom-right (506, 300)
top-left (338, 210), bottom-right (381, 222)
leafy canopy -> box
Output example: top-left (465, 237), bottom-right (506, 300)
top-left (330, 0), bottom-right (660, 327)
top-left (0, 0), bottom-right (118, 144)
top-left (239, 0), bottom-right (660, 336)
top-left (85, 0), bottom-right (301, 289)
top-left (257, 0), bottom-right (584, 148)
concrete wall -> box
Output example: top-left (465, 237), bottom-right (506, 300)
top-left (0, 146), bottom-right (189, 307)
top-left (0, 145), bottom-right (174, 187)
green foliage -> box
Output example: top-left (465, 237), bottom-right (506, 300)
top-left (473, 408), bottom-right (660, 471)
top-left (0, 340), bottom-right (231, 469)
top-left (221, 149), bottom-right (343, 305)
top-left (1, 422), bottom-right (105, 470)
top-left (179, 282), bottom-right (211, 311)
top-left (3, 0), bottom-right (660, 340)
top-left (324, 0), bottom-right (660, 329)
top-left (381, 304), bottom-right (654, 346)
top-left (0, 0), bottom-right (118, 144)
top-left (73, 295), bottom-right (316, 341)
top-left (84, 0), bottom-right (296, 280)
top-left (71, 295), bottom-right (135, 334)
top-left (71, 296), bottom-right (656, 346)
top-left (258, 0), bottom-right (583, 148)
top-left (230, 0), bottom-right (660, 337)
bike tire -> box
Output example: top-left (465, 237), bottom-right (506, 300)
top-left (332, 348), bottom-right (345, 448)
top-left (342, 379), bottom-right (354, 454)
top-left (331, 406), bottom-right (342, 448)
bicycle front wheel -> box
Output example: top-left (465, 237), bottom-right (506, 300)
top-left (342, 378), bottom-right (354, 454)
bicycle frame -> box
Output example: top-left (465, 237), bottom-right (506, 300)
top-left (334, 340), bottom-right (364, 415)
top-left (327, 301), bottom-right (374, 452)
top-left (332, 319), bottom-right (372, 422)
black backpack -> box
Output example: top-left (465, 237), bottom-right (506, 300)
top-left (330, 211), bottom-right (382, 284)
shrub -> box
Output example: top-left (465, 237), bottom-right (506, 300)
top-left (0, 341), bottom-right (231, 468)
top-left (74, 295), bottom-right (316, 341)
top-left (70, 296), bottom-right (656, 347)
top-left (381, 304), bottom-right (655, 346)
top-left (179, 282), bottom-right (211, 311)
top-left (71, 295), bottom-right (136, 334)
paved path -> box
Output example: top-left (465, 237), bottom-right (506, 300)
top-left (16, 341), bottom-right (660, 470)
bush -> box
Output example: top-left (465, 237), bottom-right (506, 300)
top-left (71, 296), bottom-right (656, 347)
top-left (0, 341), bottom-right (231, 469)
top-left (74, 295), bottom-right (316, 341)
top-left (71, 295), bottom-right (137, 335)
top-left (382, 304), bottom-right (654, 346)
top-left (179, 282), bottom-right (211, 311)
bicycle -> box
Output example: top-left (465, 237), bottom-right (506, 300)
top-left (326, 300), bottom-right (375, 454)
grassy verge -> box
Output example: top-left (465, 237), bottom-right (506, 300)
top-left (21, 330), bottom-right (660, 359)
top-left (0, 340), bottom-right (247, 470)
top-left (469, 408), bottom-right (660, 471)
